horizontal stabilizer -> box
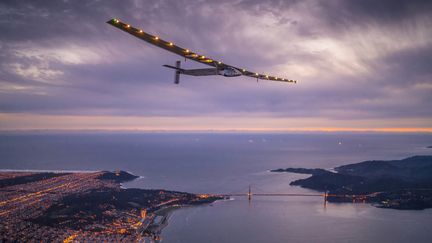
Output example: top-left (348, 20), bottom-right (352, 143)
top-left (163, 65), bottom-right (218, 76)
top-left (163, 64), bottom-right (184, 71)
top-left (182, 68), bottom-right (219, 76)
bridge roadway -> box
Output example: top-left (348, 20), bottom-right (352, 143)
top-left (219, 193), bottom-right (346, 198)
top-left (214, 186), bottom-right (348, 198)
top-left (222, 193), bottom-right (327, 197)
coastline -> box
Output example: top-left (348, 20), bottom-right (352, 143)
top-left (0, 169), bottom-right (98, 173)
top-left (271, 155), bottom-right (432, 210)
top-left (0, 170), bottom-right (224, 242)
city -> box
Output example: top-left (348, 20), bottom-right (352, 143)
top-left (0, 171), bottom-right (222, 242)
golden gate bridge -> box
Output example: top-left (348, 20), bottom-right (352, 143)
top-left (211, 185), bottom-right (369, 203)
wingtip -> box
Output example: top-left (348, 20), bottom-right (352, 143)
top-left (106, 18), bottom-right (120, 24)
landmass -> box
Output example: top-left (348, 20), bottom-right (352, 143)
top-left (272, 156), bottom-right (432, 210)
top-left (270, 168), bottom-right (328, 175)
top-left (0, 170), bottom-right (223, 242)
top-left (427, 146), bottom-right (432, 148)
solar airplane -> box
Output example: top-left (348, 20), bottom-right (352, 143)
top-left (107, 18), bottom-right (297, 85)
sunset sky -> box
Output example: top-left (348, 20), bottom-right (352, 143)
top-left (0, 0), bottom-right (431, 132)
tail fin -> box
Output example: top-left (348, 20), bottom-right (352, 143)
top-left (162, 61), bottom-right (182, 84)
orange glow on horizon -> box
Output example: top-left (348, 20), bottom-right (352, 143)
top-left (0, 113), bottom-right (431, 133)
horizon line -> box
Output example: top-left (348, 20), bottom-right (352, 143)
top-left (1, 127), bottom-right (432, 133)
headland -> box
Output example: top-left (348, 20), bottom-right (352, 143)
top-left (272, 156), bottom-right (432, 210)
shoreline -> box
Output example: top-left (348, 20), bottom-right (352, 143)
top-left (0, 170), bottom-right (224, 241)
top-left (0, 169), bottom-right (99, 173)
top-left (271, 155), bottom-right (432, 210)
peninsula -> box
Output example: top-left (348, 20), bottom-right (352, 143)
top-left (272, 156), bottom-right (432, 210)
top-left (0, 170), bottom-right (223, 242)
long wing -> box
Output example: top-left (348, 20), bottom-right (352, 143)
top-left (106, 18), bottom-right (297, 83)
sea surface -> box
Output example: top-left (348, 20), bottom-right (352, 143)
top-left (1, 132), bottom-right (432, 242)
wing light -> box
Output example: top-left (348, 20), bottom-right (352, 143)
top-left (154, 36), bottom-right (159, 40)
top-left (168, 42), bottom-right (174, 46)
top-left (138, 29), bottom-right (143, 33)
top-left (185, 49), bottom-right (190, 53)
top-left (126, 24), bottom-right (130, 28)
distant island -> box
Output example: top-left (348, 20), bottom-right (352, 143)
top-left (0, 170), bottom-right (224, 242)
top-left (427, 146), bottom-right (432, 148)
top-left (271, 156), bottom-right (432, 210)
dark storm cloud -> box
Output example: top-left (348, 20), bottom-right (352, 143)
top-left (0, 0), bottom-right (431, 127)
top-left (328, 0), bottom-right (432, 22)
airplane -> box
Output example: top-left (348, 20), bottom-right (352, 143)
top-left (107, 18), bottom-right (297, 85)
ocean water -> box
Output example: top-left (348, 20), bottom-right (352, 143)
top-left (1, 132), bottom-right (432, 242)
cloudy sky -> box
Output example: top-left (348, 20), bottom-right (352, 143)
top-left (0, 0), bottom-right (431, 131)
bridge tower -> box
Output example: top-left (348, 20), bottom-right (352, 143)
top-left (248, 185), bottom-right (252, 201)
top-left (324, 190), bottom-right (328, 205)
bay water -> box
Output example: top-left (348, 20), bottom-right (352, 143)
top-left (1, 132), bottom-right (431, 242)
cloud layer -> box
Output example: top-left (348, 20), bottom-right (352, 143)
top-left (0, 0), bottom-right (431, 130)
